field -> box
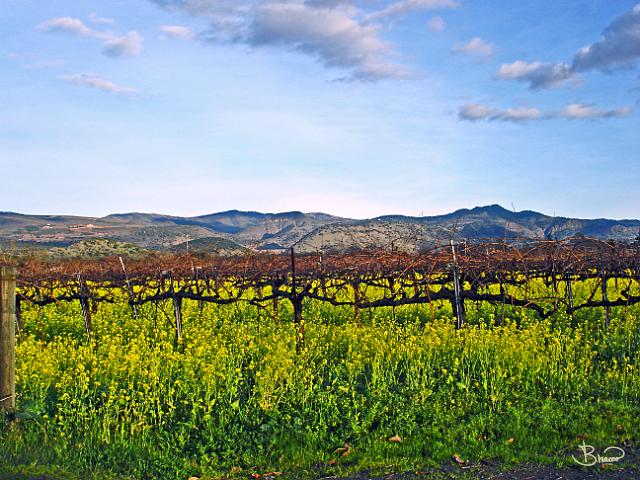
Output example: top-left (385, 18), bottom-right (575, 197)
top-left (1, 289), bottom-right (639, 479)
top-left (1, 242), bottom-right (639, 479)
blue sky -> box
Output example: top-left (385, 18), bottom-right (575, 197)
top-left (1, 0), bottom-right (638, 219)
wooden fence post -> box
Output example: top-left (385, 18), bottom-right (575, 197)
top-left (1, 266), bottom-right (16, 412)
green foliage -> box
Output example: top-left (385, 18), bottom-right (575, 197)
top-left (48, 239), bottom-right (147, 259)
top-left (2, 296), bottom-right (639, 479)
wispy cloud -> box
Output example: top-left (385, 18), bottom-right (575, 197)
top-left (160, 25), bottom-right (194, 40)
top-left (457, 103), bottom-right (494, 121)
top-left (88, 13), bottom-right (115, 26)
top-left (556, 103), bottom-right (633, 119)
top-left (148, 0), bottom-right (454, 80)
top-left (426, 16), bottom-right (445, 32)
top-left (366, 0), bottom-right (459, 21)
top-left (451, 37), bottom-right (494, 59)
top-left (459, 102), bottom-right (633, 122)
top-left (60, 73), bottom-right (138, 95)
top-left (459, 103), bottom-right (540, 122)
top-left (102, 31), bottom-right (144, 57)
top-left (496, 61), bottom-right (576, 89)
top-left (38, 16), bottom-right (143, 58)
top-left (38, 17), bottom-right (92, 36)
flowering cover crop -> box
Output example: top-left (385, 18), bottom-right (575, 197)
top-left (1, 285), bottom-right (639, 479)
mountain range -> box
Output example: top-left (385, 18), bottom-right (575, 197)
top-left (1, 205), bottom-right (638, 256)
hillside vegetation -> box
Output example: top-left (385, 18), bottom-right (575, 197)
top-left (1, 205), bottom-right (638, 255)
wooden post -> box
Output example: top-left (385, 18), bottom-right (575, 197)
top-left (290, 248), bottom-right (305, 353)
top-left (194, 267), bottom-right (204, 314)
top-left (566, 272), bottom-right (574, 321)
top-left (1, 266), bottom-right (16, 412)
top-left (272, 290), bottom-right (280, 322)
top-left (450, 240), bottom-right (465, 329)
top-left (77, 274), bottom-right (92, 340)
top-left (499, 278), bottom-right (506, 326)
top-left (601, 270), bottom-right (610, 329)
top-left (169, 275), bottom-right (183, 340)
top-left (15, 295), bottom-right (24, 338)
top-left (119, 257), bottom-right (138, 319)
top-left (353, 281), bottom-right (361, 324)
top-left (173, 295), bottom-right (183, 340)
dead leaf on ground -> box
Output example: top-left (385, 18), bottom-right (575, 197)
top-left (334, 443), bottom-right (351, 455)
top-left (453, 454), bottom-right (465, 465)
top-left (388, 434), bottom-right (402, 443)
top-left (506, 437), bottom-right (515, 444)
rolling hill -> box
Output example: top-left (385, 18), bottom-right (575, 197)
top-left (0, 205), bottom-right (637, 255)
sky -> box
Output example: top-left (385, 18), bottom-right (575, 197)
top-left (0, 0), bottom-right (639, 220)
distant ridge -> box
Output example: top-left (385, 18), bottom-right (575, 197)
top-left (0, 205), bottom-right (638, 255)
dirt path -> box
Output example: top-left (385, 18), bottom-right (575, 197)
top-left (332, 464), bottom-right (638, 479)
top-left (3, 447), bottom-right (639, 480)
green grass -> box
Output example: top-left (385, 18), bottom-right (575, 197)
top-left (1, 293), bottom-right (639, 479)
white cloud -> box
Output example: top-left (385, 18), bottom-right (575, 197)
top-left (38, 17), bottom-right (144, 59)
top-left (451, 37), bottom-right (494, 58)
top-left (496, 60), bottom-right (575, 89)
top-left (150, 0), bottom-right (250, 39)
top-left (498, 4), bottom-right (640, 90)
top-left (458, 103), bottom-right (494, 121)
top-left (426, 16), bottom-right (445, 32)
top-left (60, 73), bottom-right (138, 95)
top-left (494, 107), bottom-right (540, 122)
top-left (248, 3), bottom-right (406, 80)
top-left (160, 25), bottom-right (195, 40)
top-left (148, 0), bottom-right (435, 80)
top-left (37, 17), bottom-right (91, 36)
top-left (556, 103), bottom-right (633, 119)
top-left (458, 103), bottom-right (540, 122)
top-left (460, 102), bottom-right (632, 122)
top-left (572, 3), bottom-right (640, 72)
top-left (367, 0), bottom-right (459, 21)
top-left (88, 13), bottom-right (115, 26)
top-left (102, 31), bottom-right (144, 57)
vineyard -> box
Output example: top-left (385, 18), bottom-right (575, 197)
top-left (10, 239), bottom-right (640, 340)
top-left (1, 239), bottom-right (640, 479)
